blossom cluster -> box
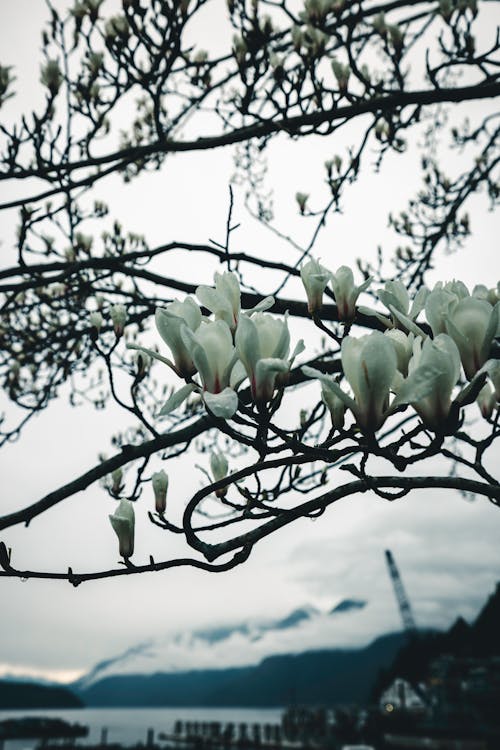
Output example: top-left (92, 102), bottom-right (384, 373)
top-left (301, 258), bottom-right (500, 434)
top-left (130, 271), bottom-right (304, 419)
top-left (106, 263), bottom-right (499, 560)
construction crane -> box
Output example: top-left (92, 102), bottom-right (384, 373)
top-left (385, 549), bottom-right (417, 635)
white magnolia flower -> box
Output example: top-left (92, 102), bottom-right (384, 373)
top-left (424, 286), bottom-right (459, 336)
top-left (300, 258), bottom-right (331, 313)
top-left (330, 266), bottom-right (371, 322)
top-left (303, 330), bottom-right (445, 433)
top-left (304, 332), bottom-right (397, 432)
top-left (181, 319), bottom-right (239, 417)
top-left (197, 271), bottom-right (274, 331)
top-left (404, 334), bottom-right (461, 430)
top-left (182, 319), bottom-right (235, 393)
top-left (384, 329), bottom-right (414, 377)
top-left (372, 280), bottom-right (428, 333)
top-left (152, 470), bottom-right (168, 514)
top-left (340, 331), bottom-right (397, 431)
top-left (236, 313), bottom-right (292, 403)
top-left (444, 297), bottom-right (499, 380)
top-left (197, 272), bottom-right (240, 330)
top-left (154, 297), bottom-right (202, 377)
top-left (109, 498), bottom-right (135, 559)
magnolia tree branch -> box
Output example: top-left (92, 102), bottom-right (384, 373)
top-left (0, 0), bottom-right (499, 582)
top-left (0, 474), bottom-right (498, 584)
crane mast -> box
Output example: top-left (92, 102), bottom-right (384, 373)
top-left (385, 549), bottom-right (417, 634)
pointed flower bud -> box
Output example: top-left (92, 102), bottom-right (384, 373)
top-left (330, 266), bottom-right (372, 322)
top-left (40, 59), bottom-right (62, 95)
top-left (321, 382), bottom-right (346, 431)
top-left (134, 350), bottom-right (151, 377)
top-left (110, 304), bottom-right (127, 338)
top-left (210, 452), bottom-right (229, 498)
top-left (487, 361), bottom-right (500, 401)
top-left (111, 467), bottom-right (123, 495)
top-left (295, 192), bottom-right (309, 214)
top-left (331, 59), bottom-right (350, 91)
top-left (300, 258), bottom-right (331, 313)
top-left (152, 470), bottom-right (168, 514)
top-left (89, 311), bottom-right (103, 332)
top-left (109, 499), bottom-right (135, 559)
top-left (477, 382), bottom-right (496, 420)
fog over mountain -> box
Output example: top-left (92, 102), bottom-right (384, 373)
top-left (76, 600), bottom-right (370, 688)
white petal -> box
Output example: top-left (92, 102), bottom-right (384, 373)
top-left (246, 295), bottom-right (275, 314)
top-left (158, 384), bottom-right (197, 416)
top-left (204, 388), bottom-right (238, 418)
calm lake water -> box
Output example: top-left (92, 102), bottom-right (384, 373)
top-left (0, 707), bottom-right (284, 749)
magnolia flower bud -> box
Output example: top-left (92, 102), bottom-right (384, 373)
top-left (109, 499), bottom-right (135, 559)
top-left (331, 59), bottom-right (350, 91)
top-left (134, 350), bottom-right (151, 377)
top-left (375, 119), bottom-right (390, 141)
top-left (104, 15), bottom-right (129, 40)
top-left (233, 35), bottom-right (247, 65)
top-left (89, 311), bottom-right (103, 333)
top-left (330, 266), bottom-right (371, 322)
top-left (111, 467), bottom-right (123, 494)
top-left (477, 383), bottom-right (496, 420)
top-left (0, 64), bottom-right (14, 107)
top-left (210, 452), bottom-right (228, 497)
top-left (439, 0), bottom-right (454, 20)
top-left (300, 258), bottom-right (331, 313)
top-left (321, 383), bottom-right (345, 431)
top-left (110, 304), bottom-right (127, 338)
top-left (295, 192), bottom-right (309, 214)
top-left (152, 470), bottom-right (168, 513)
top-left (40, 59), bottom-right (62, 95)
top-left (291, 25), bottom-right (303, 52)
top-left (487, 361), bottom-right (500, 402)
top-left (373, 12), bottom-right (387, 35)
top-left (388, 24), bottom-right (403, 50)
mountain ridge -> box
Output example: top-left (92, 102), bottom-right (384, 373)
top-left (76, 632), bottom-right (407, 708)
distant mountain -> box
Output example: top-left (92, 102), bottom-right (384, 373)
top-left (0, 680), bottom-right (83, 709)
top-left (330, 600), bottom-right (367, 615)
top-left (77, 632), bottom-right (407, 708)
top-left (76, 599), bottom-right (381, 688)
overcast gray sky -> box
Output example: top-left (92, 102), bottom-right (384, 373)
top-left (0, 1), bottom-right (499, 684)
